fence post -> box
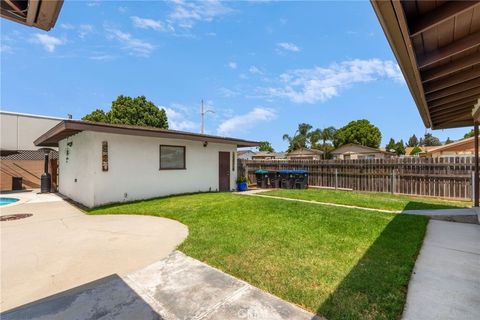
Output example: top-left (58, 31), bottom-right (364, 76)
top-left (472, 170), bottom-right (475, 204)
top-left (335, 169), bottom-right (338, 189)
top-left (391, 169), bottom-right (396, 194)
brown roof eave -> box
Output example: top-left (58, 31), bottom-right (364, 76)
top-left (34, 120), bottom-right (260, 148)
top-left (370, 0), bottom-right (432, 128)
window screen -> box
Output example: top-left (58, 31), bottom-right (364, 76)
top-left (160, 145), bottom-right (185, 169)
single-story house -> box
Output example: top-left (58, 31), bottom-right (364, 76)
top-left (331, 144), bottom-right (394, 160)
top-left (404, 146), bottom-right (440, 157)
top-left (237, 150), bottom-right (256, 160)
top-left (251, 152), bottom-right (286, 160)
top-left (1, 111), bottom-right (64, 191)
top-left (34, 120), bottom-right (259, 208)
top-left (286, 148), bottom-right (323, 160)
top-left (425, 136), bottom-right (479, 158)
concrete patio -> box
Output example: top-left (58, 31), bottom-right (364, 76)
top-left (3, 251), bottom-right (320, 320)
top-left (0, 192), bottom-right (188, 312)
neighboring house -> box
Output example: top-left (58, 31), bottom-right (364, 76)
top-left (0, 111), bottom-right (64, 191)
top-left (237, 150), bottom-right (256, 160)
top-left (251, 152), bottom-right (286, 160)
top-left (286, 148), bottom-right (323, 160)
top-left (404, 146), bottom-right (438, 157)
top-left (424, 136), bottom-right (479, 158)
top-left (331, 144), bottom-right (394, 160)
top-left (34, 120), bottom-right (259, 208)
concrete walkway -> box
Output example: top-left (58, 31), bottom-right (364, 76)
top-left (1, 192), bottom-right (188, 312)
top-left (236, 190), bottom-right (399, 213)
top-left (403, 220), bottom-right (480, 320)
top-left (3, 251), bottom-right (321, 320)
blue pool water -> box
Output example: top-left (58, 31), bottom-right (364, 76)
top-left (0, 197), bottom-right (19, 206)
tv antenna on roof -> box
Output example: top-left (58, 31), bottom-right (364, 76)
top-left (200, 99), bottom-right (215, 134)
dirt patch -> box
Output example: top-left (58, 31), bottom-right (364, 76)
top-left (1, 214), bottom-right (33, 221)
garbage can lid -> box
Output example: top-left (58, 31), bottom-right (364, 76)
top-left (255, 169), bottom-right (269, 174)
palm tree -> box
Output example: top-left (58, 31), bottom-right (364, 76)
top-left (308, 128), bottom-right (322, 149)
top-left (283, 123), bottom-right (313, 152)
top-left (320, 126), bottom-right (337, 146)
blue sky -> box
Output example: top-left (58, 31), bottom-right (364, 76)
top-left (1, 0), bottom-right (470, 150)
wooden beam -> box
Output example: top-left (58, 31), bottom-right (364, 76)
top-left (426, 77), bottom-right (480, 101)
top-left (431, 111), bottom-right (472, 124)
top-left (430, 101), bottom-right (476, 117)
top-left (417, 32), bottom-right (480, 69)
top-left (410, 1), bottom-right (480, 37)
top-left (430, 105), bottom-right (475, 121)
top-left (382, 0), bottom-right (432, 128)
top-left (428, 87), bottom-right (480, 107)
top-left (3, 0), bottom-right (25, 15)
top-left (424, 68), bottom-right (480, 94)
top-left (430, 102), bottom-right (477, 118)
top-left (26, 0), bottom-right (40, 25)
top-left (421, 53), bottom-right (480, 83)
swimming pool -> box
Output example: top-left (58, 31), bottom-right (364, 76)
top-left (0, 197), bottom-right (19, 206)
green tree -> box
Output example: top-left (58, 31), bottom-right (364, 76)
top-left (82, 109), bottom-right (109, 122)
top-left (464, 129), bottom-right (475, 139)
top-left (395, 139), bottom-right (406, 155)
top-left (445, 137), bottom-right (454, 144)
top-left (333, 119), bottom-right (382, 148)
top-left (257, 141), bottom-right (274, 152)
top-left (83, 95), bottom-right (168, 129)
top-left (386, 138), bottom-right (405, 155)
top-left (308, 127), bottom-right (336, 158)
top-left (386, 138), bottom-right (396, 152)
top-left (419, 133), bottom-right (441, 146)
top-left (407, 134), bottom-right (419, 147)
top-left (410, 145), bottom-right (422, 155)
top-left (283, 123), bottom-right (313, 152)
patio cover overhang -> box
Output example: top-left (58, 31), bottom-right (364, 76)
top-left (371, 0), bottom-right (480, 206)
top-left (371, 0), bottom-right (480, 129)
top-left (1, 0), bottom-right (63, 31)
top-left (34, 120), bottom-right (260, 148)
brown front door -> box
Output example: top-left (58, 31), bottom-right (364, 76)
top-left (219, 152), bottom-right (230, 192)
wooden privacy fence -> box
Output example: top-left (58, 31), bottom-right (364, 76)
top-left (238, 157), bottom-right (476, 200)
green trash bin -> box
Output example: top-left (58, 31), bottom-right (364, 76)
top-left (255, 170), bottom-right (269, 188)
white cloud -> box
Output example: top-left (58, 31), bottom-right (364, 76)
top-left (118, 6), bottom-right (127, 13)
top-left (217, 107), bottom-right (276, 135)
top-left (105, 28), bottom-right (154, 57)
top-left (0, 44), bottom-right (13, 53)
top-left (168, 0), bottom-right (233, 29)
top-left (131, 16), bottom-right (173, 32)
top-left (78, 24), bottom-right (93, 39)
top-left (249, 65), bottom-right (263, 75)
top-left (228, 62), bottom-right (237, 69)
top-left (89, 54), bottom-right (115, 61)
top-left (266, 59), bottom-right (404, 104)
top-left (60, 23), bottom-right (74, 30)
top-left (277, 42), bottom-right (300, 52)
top-left (164, 106), bottom-right (197, 131)
top-left (219, 87), bottom-right (239, 98)
top-left (86, 1), bottom-right (100, 7)
top-left (31, 34), bottom-right (64, 52)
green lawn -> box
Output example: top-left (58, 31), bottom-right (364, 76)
top-left (264, 188), bottom-right (470, 211)
top-left (89, 193), bottom-right (428, 320)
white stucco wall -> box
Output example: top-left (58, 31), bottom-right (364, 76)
top-left (58, 131), bottom-right (237, 207)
